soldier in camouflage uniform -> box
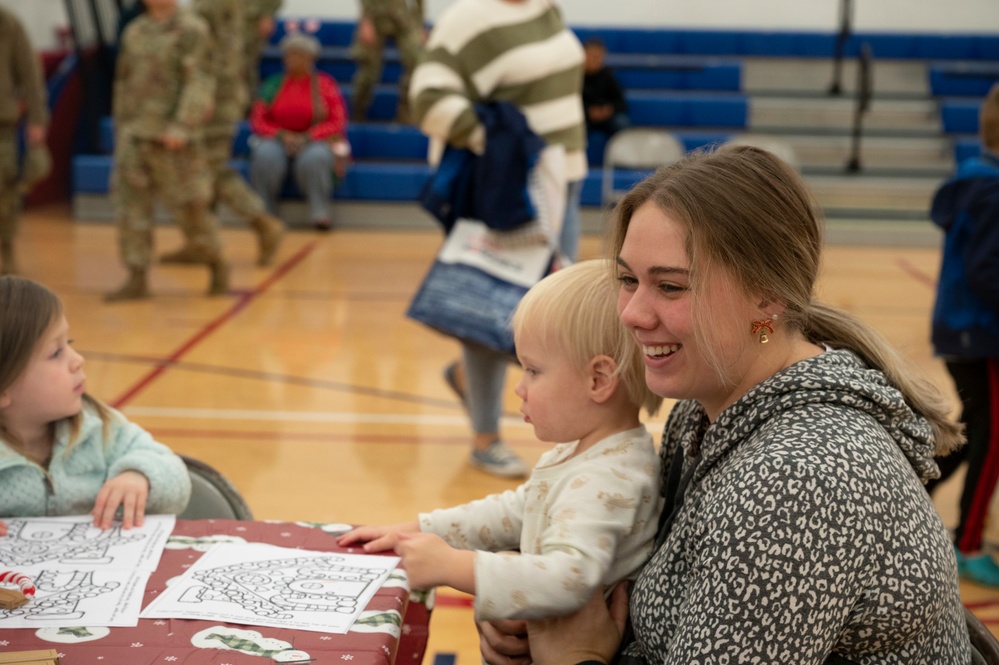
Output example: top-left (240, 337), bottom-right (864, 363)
top-left (160, 0), bottom-right (284, 267)
top-left (108, 0), bottom-right (227, 301)
top-left (244, 0), bottom-right (284, 98)
top-left (350, 0), bottom-right (423, 123)
top-left (0, 6), bottom-right (49, 275)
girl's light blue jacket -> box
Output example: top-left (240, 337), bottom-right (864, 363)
top-left (0, 403), bottom-right (191, 518)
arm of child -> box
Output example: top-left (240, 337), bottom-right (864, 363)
top-left (394, 531), bottom-right (476, 593)
top-left (337, 520), bottom-right (421, 551)
top-left (101, 411), bottom-right (192, 518)
top-left (92, 470), bottom-right (149, 530)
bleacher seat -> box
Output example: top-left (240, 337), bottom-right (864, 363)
top-left (941, 99), bottom-right (982, 134)
top-left (930, 63), bottom-right (999, 97)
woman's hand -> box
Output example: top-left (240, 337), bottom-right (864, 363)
top-left (337, 520), bottom-right (421, 552)
top-left (524, 583), bottom-right (630, 665)
top-left (280, 131), bottom-right (307, 156)
top-left (92, 470), bottom-right (150, 530)
top-left (478, 618), bottom-right (531, 665)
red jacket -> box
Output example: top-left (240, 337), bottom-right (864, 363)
top-left (250, 71), bottom-right (347, 141)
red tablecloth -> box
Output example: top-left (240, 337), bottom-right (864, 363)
top-left (0, 520), bottom-right (432, 665)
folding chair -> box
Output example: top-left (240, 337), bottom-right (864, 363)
top-left (178, 455), bottom-right (254, 520)
top-left (601, 128), bottom-right (685, 205)
top-left (966, 606), bottom-right (999, 664)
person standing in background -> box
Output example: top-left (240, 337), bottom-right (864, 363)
top-left (350, 0), bottom-right (423, 123)
top-left (243, 0), bottom-right (284, 99)
top-left (582, 37), bottom-right (629, 138)
top-left (0, 6), bottom-right (49, 276)
top-left (107, 0), bottom-right (227, 301)
top-left (925, 82), bottom-right (999, 587)
top-left (160, 0), bottom-right (284, 268)
top-left (409, 0), bottom-right (586, 478)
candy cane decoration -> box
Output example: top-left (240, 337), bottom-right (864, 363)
top-left (0, 571), bottom-right (36, 596)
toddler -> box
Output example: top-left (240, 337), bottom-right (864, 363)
top-left (339, 260), bottom-right (663, 620)
top-left (0, 276), bottom-right (191, 535)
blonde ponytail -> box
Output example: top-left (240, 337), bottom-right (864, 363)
top-left (803, 301), bottom-right (963, 455)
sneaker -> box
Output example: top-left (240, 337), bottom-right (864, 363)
top-left (470, 441), bottom-right (528, 479)
top-left (956, 549), bottom-right (999, 588)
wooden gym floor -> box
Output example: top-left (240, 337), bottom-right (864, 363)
top-left (13, 203), bottom-right (999, 661)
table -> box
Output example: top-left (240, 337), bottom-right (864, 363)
top-left (1, 520), bottom-right (432, 665)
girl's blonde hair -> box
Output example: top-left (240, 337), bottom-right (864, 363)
top-left (0, 276), bottom-right (113, 453)
top-left (607, 145), bottom-right (962, 454)
top-left (511, 260), bottom-right (662, 416)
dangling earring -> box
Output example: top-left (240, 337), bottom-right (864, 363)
top-left (751, 314), bottom-right (776, 344)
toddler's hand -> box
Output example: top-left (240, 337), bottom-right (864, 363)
top-left (395, 532), bottom-right (453, 590)
top-left (93, 470), bottom-right (150, 530)
top-left (0, 520), bottom-right (7, 537)
top-left (337, 520), bottom-right (420, 552)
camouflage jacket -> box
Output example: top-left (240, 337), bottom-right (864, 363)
top-left (0, 6), bottom-right (48, 126)
top-left (360, 0), bottom-right (424, 21)
top-left (194, 0), bottom-right (247, 131)
top-left (245, 0), bottom-right (283, 22)
top-left (113, 9), bottom-right (215, 142)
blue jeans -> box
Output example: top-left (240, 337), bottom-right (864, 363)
top-left (462, 178), bottom-right (584, 436)
top-left (250, 137), bottom-right (334, 223)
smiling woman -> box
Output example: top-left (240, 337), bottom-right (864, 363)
top-left (482, 146), bottom-right (974, 664)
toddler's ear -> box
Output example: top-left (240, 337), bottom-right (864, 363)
top-left (588, 355), bottom-right (619, 404)
top-left (0, 392), bottom-right (10, 409)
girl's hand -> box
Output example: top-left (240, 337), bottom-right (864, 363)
top-left (337, 521), bottom-right (421, 552)
top-left (92, 470), bottom-right (150, 530)
top-left (525, 582), bottom-right (630, 665)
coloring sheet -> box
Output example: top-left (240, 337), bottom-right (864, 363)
top-left (0, 515), bottom-right (175, 628)
top-left (0, 568), bottom-right (150, 628)
top-left (0, 515), bottom-right (175, 571)
top-left (141, 543), bottom-right (401, 634)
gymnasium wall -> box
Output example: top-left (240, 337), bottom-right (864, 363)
top-left (3, 0), bottom-right (998, 50)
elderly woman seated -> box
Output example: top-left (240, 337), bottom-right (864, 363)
top-left (248, 33), bottom-right (350, 230)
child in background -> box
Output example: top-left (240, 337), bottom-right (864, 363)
top-left (925, 82), bottom-right (999, 586)
top-left (0, 276), bottom-right (191, 536)
top-left (339, 260), bottom-right (663, 620)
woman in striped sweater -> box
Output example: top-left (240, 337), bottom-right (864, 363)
top-left (409, 0), bottom-right (586, 478)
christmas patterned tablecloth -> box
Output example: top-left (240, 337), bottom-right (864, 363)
top-left (0, 520), bottom-right (433, 665)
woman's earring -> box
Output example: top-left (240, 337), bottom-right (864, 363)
top-left (751, 315), bottom-right (776, 344)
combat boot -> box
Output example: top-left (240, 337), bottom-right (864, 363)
top-left (251, 213), bottom-right (284, 266)
top-left (104, 268), bottom-right (149, 302)
top-left (207, 258), bottom-right (230, 296)
top-left (160, 244), bottom-right (213, 264)
top-left (0, 239), bottom-right (17, 275)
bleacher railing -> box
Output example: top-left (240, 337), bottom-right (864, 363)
top-left (846, 42), bottom-right (873, 173)
top-left (829, 0), bottom-right (853, 95)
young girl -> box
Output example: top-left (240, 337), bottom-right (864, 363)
top-left (339, 260), bottom-right (663, 621)
top-left (0, 276), bottom-right (191, 535)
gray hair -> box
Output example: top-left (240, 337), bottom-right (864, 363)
top-left (279, 33), bottom-right (321, 58)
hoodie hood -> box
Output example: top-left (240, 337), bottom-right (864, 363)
top-left (931, 153), bottom-right (999, 233)
top-left (671, 349), bottom-right (939, 484)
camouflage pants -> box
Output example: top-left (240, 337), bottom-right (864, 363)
top-left (111, 136), bottom-right (221, 270)
top-left (350, 11), bottom-right (422, 120)
top-left (204, 134), bottom-right (267, 222)
top-left (0, 126), bottom-right (20, 242)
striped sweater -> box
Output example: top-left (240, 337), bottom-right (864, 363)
top-left (409, 0), bottom-right (586, 180)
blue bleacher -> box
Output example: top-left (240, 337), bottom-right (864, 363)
top-left (73, 20), bottom-right (999, 210)
top-left (941, 99), bottom-right (982, 134)
top-left (930, 63), bottom-right (999, 97)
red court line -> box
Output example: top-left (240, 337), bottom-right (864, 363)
top-left (435, 594), bottom-right (474, 608)
top-left (895, 257), bottom-right (936, 290)
top-left (110, 242), bottom-right (317, 409)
